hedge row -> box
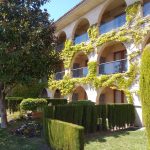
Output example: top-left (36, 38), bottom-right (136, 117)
top-left (43, 103), bottom-right (135, 133)
top-left (46, 119), bottom-right (84, 150)
top-left (5, 97), bottom-right (67, 113)
top-left (5, 97), bottom-right (24, 113)
top-left (46, 98), bottom-right (67, 106)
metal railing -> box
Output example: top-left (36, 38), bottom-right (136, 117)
top-left (71, 67), bottom-right (88, 78)
top-left (99, 14), bottom-right (126, 34)
top-left (143, 2), bottom-right (150, 17)
top-left (74, 32), bottom-right (89, 44)
top-left (99, 59), bottom-right (127, 75)
top-left (55, 71), bottom-right (65, 80)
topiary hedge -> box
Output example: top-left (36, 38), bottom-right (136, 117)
top-left (47, 119), bottom-right (84, 150)
top-left (140, 44), bottom-right (150, 149)
top-left (43, 103), bottom-right (135, 133)
top-left (68, 100), bottom-right (95, 106)
top-left (46, 98), bottom-right (67, 106)
top-left (20, 98), bottom-right (47, 111)
top-left (5, 97), bottom-right (24, 113)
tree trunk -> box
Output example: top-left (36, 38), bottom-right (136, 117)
top-left (0, 83), bottom-right (7, 128)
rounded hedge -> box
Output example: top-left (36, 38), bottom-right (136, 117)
top-left (20, 98), bottom-right (47, 111)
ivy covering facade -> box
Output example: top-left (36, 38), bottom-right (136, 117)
top-left (48, 2), bottom-right (150, 103)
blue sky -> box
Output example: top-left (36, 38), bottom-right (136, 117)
top-left (42, 0), bottom-right (81, 21)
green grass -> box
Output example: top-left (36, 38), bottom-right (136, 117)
top-left (85, 129), bottom-right (147, 150)
top-left (0, 113), bottom-right (50, 150)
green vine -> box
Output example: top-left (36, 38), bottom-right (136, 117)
top-left (49, 2), bottom-right (150, 104)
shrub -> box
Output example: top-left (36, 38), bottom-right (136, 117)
top-left (140, 44), bottom-right (150, 148)
top-left (5, 97), bottom-right (24, 113)
top-left (68, 100), bottom-right (95, 106)
top-left (47, 119), bottom-right (84, 150)
top-left (43, 106), bottom-right (54, 144)
top-left (107, 104), bottom-right (135, 129)
top-left (96, 105), bottom-right (107, 130)
top-left (46, 98), bottom-right (67, 106)
top-left (20, 98), bottom-right (47, 111)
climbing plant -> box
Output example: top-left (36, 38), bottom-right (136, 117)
top-left (49, 2), bottom-right (150, 104)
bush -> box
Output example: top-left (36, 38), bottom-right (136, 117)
top-left (107, 104), bottom-right (135, 129)
top-left (5, 97), bottom-right (24, 113)
top-left (140, 44), bottom-right (150, 149)
top-left (47, 119), bottom-right (84, 150)
top-left (43, 106), bottom-right (54, 144)
top-left (68, 100), bottom-right (95, 106)
top-left (20, 98), bottom-right (47, 111)
top-left (46, 98), bottom-right (67, 106)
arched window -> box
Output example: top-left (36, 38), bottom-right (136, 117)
top-left (74, 18), bottom-right (90, 44)
top-left (99, 87), bottom-right (127, 104)
top-left (143, 0), bottom-right (150, 17)
top-left (99, 0), bottom-right (126, 34)
top-left (72, 86), bottom-right (88, 101)
top-left (55, 61), bottom-right (65, 80)
top-left (54, 89), bottom-right (62, 98)
top-left (98, 42), bottom-right (127, 75)
top-left (71, 52), bottom-right (88, 78)
top-left (56, 31), bottom-right (66, 51)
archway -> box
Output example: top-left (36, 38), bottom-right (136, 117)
top-left (72, 86), bottom-right (88, 101)
top-left (98, 87), bottom-right (127, 104)
top-left (55, 61), bottom-right (65, 80)
top-left (71, 52), bottom-right (88, 78)
top-left (98, 42), bottom-right (127, 75)
top-left (56, 31), bottom-right (66, 51)
top-left (143, 0), bottom-right (150, 17)
top-left (40, 88), bottom-right (48, 98)
top-left (54, 89), bottom-right (62, 98)
top-left (73, 18), bottom-right (90, 44)
top-left (99, 0), bottom-right (126, 34)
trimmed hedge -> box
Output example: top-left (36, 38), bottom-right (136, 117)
top-left (140, 44), bottom-right (150, 148)
top-left (68, 100), bottom-right (95, 106)
top-left (20, 98), bottom-right (47, 111)
top-left (107, 104), bottom-right (135, 129)
top-left (5, 97), bottom-right (24, 113)
top-left (47, 119), bottom-right (84, 150)
top-left (43, 103), bottom-right (135, 133)
top-left (46, 98), bottom-right (67, 106)
top-left (43, 106), bottom-right (54, 144)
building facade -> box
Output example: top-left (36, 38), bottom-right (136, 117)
top-left (48, 0), bottom-right (150, 127)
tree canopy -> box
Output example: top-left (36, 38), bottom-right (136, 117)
top-left (0, 0), bottom-right (60, 128)
top-left (0, 0), bottom-right (59, 88)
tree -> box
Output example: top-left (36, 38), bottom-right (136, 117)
top-left (140, 44), bottom-right (150, 149)
top-left (0, 0), bottom-right (60, 128)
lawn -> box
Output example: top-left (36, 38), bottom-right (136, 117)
top-left (85, 129), bottom-right (147, 150)
top-left (0, 113), bottom-right (148, 150)
top-left (0, 113), bottom-right (50, 150)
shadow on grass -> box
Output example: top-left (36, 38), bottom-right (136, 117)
top-left (85, 127), bottom-right (140, 144)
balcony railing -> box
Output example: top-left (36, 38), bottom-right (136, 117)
top-left (55, 43), bottom-right (64, 52)
top-left (143, 2), bottom-right (150, 17)
top-left (55, 71), bottom-right (65, 80)
top-left (72, 67), bottom-right (88, 78)
top-left (99, 59), bottom-right (127, 75)
top-left (99, 14), bottom-right (126, 34)
top-left (74, 32), bottom-right (89, 45)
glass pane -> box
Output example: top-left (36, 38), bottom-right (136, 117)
top-left (100, 14), bottom-right (126, 34)
top-left (74, 32), bottom-right (89, 44)
top-left (99, 59), bottom-right (127, 75)
top-left (144, 2), bottom-right (150, 16)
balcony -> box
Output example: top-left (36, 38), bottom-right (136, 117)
top-left (99, 59), bottom-right (127, 75)
top-left (143, 2), bottom-right (150, 17)
top-left (74, 32), bottom-right (89, 45)
top-left (99, 14), bottom-right (126, 34)
top-left (55, 71), bottom-right (65, 80)
top-left (72, 67), bottom-right (88, 78)
top-left (55, 43), bottom-right (64, 52)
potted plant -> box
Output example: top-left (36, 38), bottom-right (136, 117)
top-left (20, 98), bottom-right (47, 119)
